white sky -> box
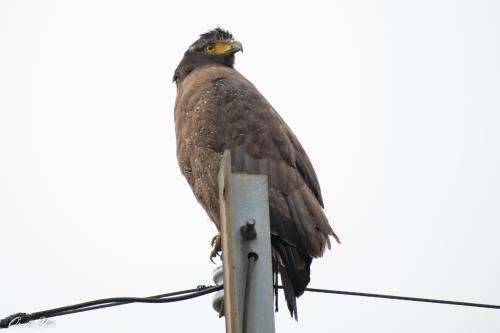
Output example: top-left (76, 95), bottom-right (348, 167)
top-left (1, 1), bottom-right (499, 332)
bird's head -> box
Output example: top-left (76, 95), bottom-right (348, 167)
top-left (173, 28), bottom-right (243, 83)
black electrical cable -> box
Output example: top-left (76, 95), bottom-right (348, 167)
top-left (42, 286), bottom-right (215, 317)
top-left (0, 285), bottom-right (222, 329)
top-left (243, 253), bottom-right (258, 333)
top-left (3, 283), bottom-right (499, 330)
top-left (278, 286), bottom-right (500, 310)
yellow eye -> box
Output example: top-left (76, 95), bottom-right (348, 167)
top-left (203, 42), bottom-right (232, 54)
top-left (205, 44), bottom-right (216, 53)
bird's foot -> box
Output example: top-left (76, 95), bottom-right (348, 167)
top-left (210, 233), bottom-right (222, 263)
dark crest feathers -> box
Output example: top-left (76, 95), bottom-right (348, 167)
top-left (199, 27), bottom-right (233, 42)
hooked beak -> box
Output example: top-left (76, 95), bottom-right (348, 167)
top-left (226, 40), bottom-right (243, 54)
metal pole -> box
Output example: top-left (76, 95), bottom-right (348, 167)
top-left (218, 150), bottom-right (276, 333)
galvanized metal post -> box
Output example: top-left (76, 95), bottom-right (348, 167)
top-left (218, 150), bottom-right (276, 333)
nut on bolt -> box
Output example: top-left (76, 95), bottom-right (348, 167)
top-left (240, 219), bottom-right (257, 240)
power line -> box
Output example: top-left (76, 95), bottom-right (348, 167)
top-left (293, 287), bottom-right (500, 310)
top-left (51, 286), bottom-right (214, 317)
top-left (0, 285), bottom-right (222, 329)
top-left (1, 284), bottom-right (499, 329)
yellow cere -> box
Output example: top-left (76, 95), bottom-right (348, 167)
top-left (204, 41), bottom-right (232, 54)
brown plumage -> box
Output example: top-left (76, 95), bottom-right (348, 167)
top-left (173, 28), bottom-right (339, 319)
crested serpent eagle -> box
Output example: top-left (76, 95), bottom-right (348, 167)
top-left (173, 28), bottom-right (339, 319)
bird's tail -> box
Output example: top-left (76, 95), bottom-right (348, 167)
top-left (271, 235), bottom-right (312, 320)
